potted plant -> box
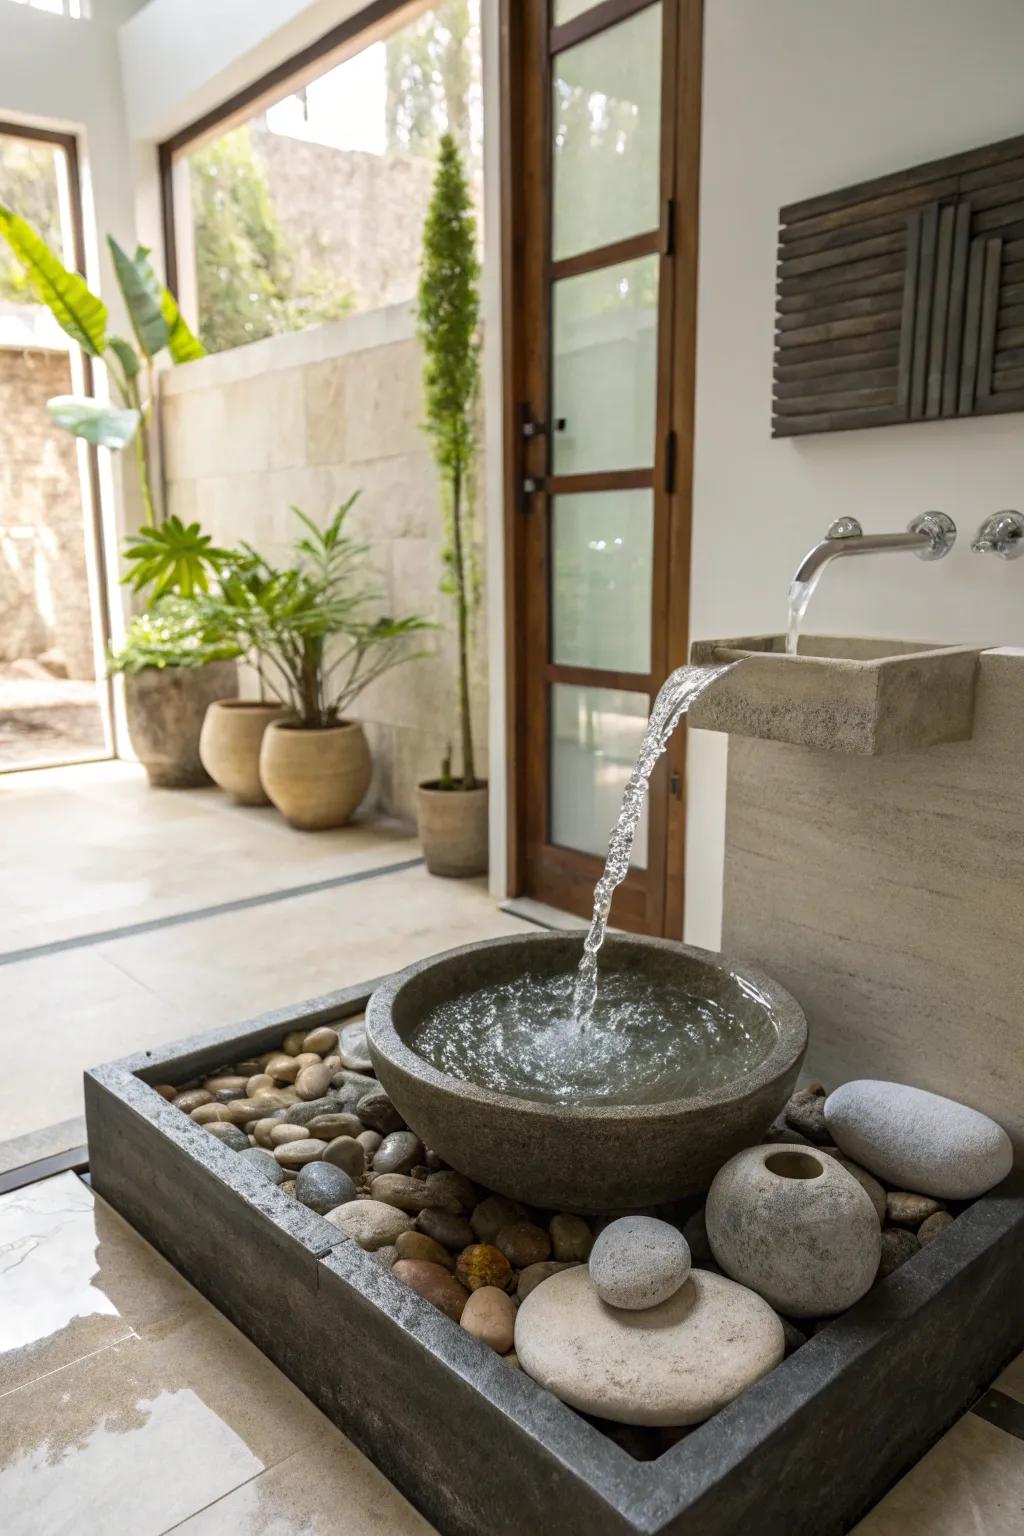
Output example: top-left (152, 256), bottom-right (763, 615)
top-left (0, 208), bottom-right (238, 784)
top-left (203, 499), bottom-right (431, 830)
top-left (414, 133), bottom-right (487, 877)
top-left (107, 598), bottom-right (240, 787)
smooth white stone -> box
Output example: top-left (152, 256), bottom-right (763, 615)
top-left (325, 1198), bottom-right (412, 1250)
top-left (824, 1080), bottom-right (1014, 1200)
top-left (588, 1215), bottom-right (690, 1310)
top-left (706, 1144), bottom-right (881, 1318)
top-left (514, 1265), bottom-right (783, 1426)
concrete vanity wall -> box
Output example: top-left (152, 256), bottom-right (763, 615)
top-left (721, 647), bottom-right (1024, 1158)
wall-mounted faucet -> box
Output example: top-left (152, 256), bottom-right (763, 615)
top-left (792, 513), bottom-right (958, 586)
top-left (972, 510), bottom-right (1024, 559)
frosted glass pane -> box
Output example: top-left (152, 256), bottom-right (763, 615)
top-left (551, 491), bottom-right (653, 672)
top-left (552, 4), bottom-right (662, 261)
top-left (552, 255), bottom-right (659, 475)
top-left (550, 685), bottom-right (649, 868)
top-left (553, 0), bottom-right (600, 22)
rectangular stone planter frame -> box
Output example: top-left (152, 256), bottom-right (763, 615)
top-left (85, 980), bottom-right (1024, 1536)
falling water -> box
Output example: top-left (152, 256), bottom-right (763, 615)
top-left (785, 570), bottom-right (824, 655)
top-left (572, 662), bottom-right (735, 1021)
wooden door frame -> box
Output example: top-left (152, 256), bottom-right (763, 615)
top-left (499, 0), bottom-right (703, 935)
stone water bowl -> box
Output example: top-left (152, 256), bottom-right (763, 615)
top-left (366, 932), bottom-right (807, 1212)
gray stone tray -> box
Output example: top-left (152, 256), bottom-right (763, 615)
top-left (85, 979), bottom-right (1024, 1536)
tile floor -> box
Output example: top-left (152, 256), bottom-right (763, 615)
top-left (1, 761), bottom-right (1022, 1534)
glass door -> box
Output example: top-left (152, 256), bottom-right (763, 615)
top-left (508, 0), bottom-right (701, 934)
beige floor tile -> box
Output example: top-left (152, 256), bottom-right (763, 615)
top-left (995, 1349), bottom-right (1024, 1404)
top-left (0, 1291), bottom-right (335, 1536)
top-left (853, 1412), bottom-right (1024, 1534)
top-left (169, 1420), bottom-right (435, 1536)
top-left (0, 1172), bottom-right (195, 1397)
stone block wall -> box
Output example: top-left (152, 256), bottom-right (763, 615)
top-left (160, 303), bottom-right (487, 822)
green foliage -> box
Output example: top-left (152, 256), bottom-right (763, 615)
top-left (108, 237), bottom-right (171, 358)
top-left (417, 133), bottom-right (481, 788)
top-left (201, 499), bottom-right (432, 730)
top-left (189, 124), bottom-right (354, 355)
top-left (385, 0), bottom-right (474, 165)
top-left (0, 204), bottom-right (108, 356)
top-left (121, 516), bottom-right (233, 601)
top-left (107, 597), bottom-right (240, 676)
top-left (47, 395), bottom-right (140, 449)
top-left (0, 136), bottom-right (63, 306)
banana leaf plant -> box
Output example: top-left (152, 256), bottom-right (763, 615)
top-left (0, 207), bottom-right (203, 525)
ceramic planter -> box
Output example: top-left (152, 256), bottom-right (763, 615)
top-left (259, 719), bottom-right (371, 830)
top-left (125, 661), bottom-right (238, 788)
top-left (200, 699), bottom-right (289, 805)
top-left (416, 780), bottom-right (488, 877)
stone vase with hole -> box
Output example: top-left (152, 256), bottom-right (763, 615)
top-left (705, 1143), bottom-right (881, 1318)
top-left (259, 719), bottom-right (371, 830)
top-left (125, 661), bottom-right (238, 789)
top-left (416, 781), bottom-right (489, 877)
top-left (200, 699), bottom-right (290, 805)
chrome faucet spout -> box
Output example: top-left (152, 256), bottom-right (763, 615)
top-left (793, 513), bottom-right (957, 585)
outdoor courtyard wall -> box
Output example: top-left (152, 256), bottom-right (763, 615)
top-left (160, 301), bottom-right (488, 822)
top-left (687, 0), bottom-right (1024, 949)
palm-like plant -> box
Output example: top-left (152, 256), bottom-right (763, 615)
top-left (205, 498), bottom-right (433, 730)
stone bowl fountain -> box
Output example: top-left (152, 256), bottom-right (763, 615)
top-left (366, 931), bottom-right (807, 1211)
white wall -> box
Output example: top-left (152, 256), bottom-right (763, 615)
top-left (686, 0), bottom-right (1024, 949)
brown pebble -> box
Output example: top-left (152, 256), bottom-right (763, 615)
top-left (274, 1138), bottom-right (329, 1168)
top-left (516, 1261), bottom-right (581, 1301)
top-left (296, 1063), bottom-right (333, 1102)
top-left (323, 1136), bottom-right (365, 1179)
top-left (265, 1054), bottom-right (300, 1083)
top-left (175, 1089), bottom-right (214, 1113)
top-left (307, 1112), bottom-right (363, 1141)
top-left (502, 1351), bottom-right (520, 1369)
top-left (356, 1130), bottom-right (382, 1158)
top-left (191, 1102), bottom-right (233, 1125)
top-left (322, 1055), bottom-right (342, 1073)
top-left (282, 1030), bottom-right (306, 1056)
top-left (496, 1221), bottom-right (551, 1268)
top-left (246, 1073), bottom-right (275, 1097)
top-left (214, 1100), bottom-right (264, 1127)
top-left (461, 1286), bottom-right (515, 1352)
top-left (270, 1123), bottom-right (311, 1146)
top-left (293, 1052), bottom-right (321, 1071)
top-left (426, 1170), bottom-right (476, 1211)
top-left (885, 1191), bottom-right (944, 1229)
top-left (456, 1243), bottom-right (513, 1293)
top-left (470, 1195), bottom-right (525, 1243)
top-left (203, 1074), bottom-right (248, 1094)
top-left (877, 1227), bottom-right (921, 1279)
top-left (154, 1084), bottom-right (178, 1102)
top-left (371, 1174), bottom-right (460, 1214)
top-left (918, 1210), bottom-right (955, 1246)
top-left (235, 1060), bottom-right (263, 1078)
top-left (417, 1209), bottom-right (475, 1251)
top-left (394, 1231), bottom-right (455, 1270)
top-left (302, 1026), bottom-right (339, 1056)
top-left (252, 1118), bottom-right (279, 1149)
top-left (392, 1260), bottom-right (469, 1322)
top-left (549, 1213), bottom-right (593, 1262)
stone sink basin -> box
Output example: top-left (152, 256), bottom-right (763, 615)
top-left (688, 634), bottom-right (982, 754)
top-left (365, 932), bottom-right (807, 1212)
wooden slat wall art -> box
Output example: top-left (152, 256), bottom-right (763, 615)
top-left (773, 131), bottom-right (1024, 436)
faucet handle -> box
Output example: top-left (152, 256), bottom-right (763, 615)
top-left (908, 511), bottom-right (957, 560)
top-left (826, 517), bottom-right (863, 539)
top-left (972, 510), bottom-right (1024, 559)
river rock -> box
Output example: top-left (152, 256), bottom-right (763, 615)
top-left (497, 1221), bottom-right (551, 1268)
top-left (266, 1054), bottom-right (301, 1083)
top-left (417, 1209), bottom-right (475, 1251)
top-left (322, 1136), bottom-right (365, 1179)
top-left (783, 1084), bottom-right (830, 1144)
top-left (471, 1195), bottom-right (526, 1243)
top-left (273, 1138), bottom-right (329, 1169)
top-left (461, 1286), bottom-right (516, 1352)
top-left (824, 1081), bottom-right (1014, 1199)
top-left (395, 1230), bottom-right (455, 1270)
top-left (425, 1170), bottom-right (476, 1211)
top-left (918, 1210), bottom-right (955, 1246)
top-left (885, 1191), bottom-right (944, 1228)
top-left (204, 1123), bottom-right (249, 1152)
top-left (357, 1130), bottom-right (382, 1158)
top-left (269, 1123), bottom-right (310, 1146)
top-left (706, 1145), bottom-right (880, 1318)
top-left (372, 1131), bottom-right (424, 1176)
top-left (296, 1160), bottom-right (357, 1215)
top-left (295, 1063), bottom-right (333, 1102)
top-left (282, 1029), bottom-right (306, 1055)
top-left (334, 1069), bottom-right (380, 1101)
top-left (877, 1227), bottom-right (920, 1278)
top-left (549, 1214), bottom-right (593, 1263)
top-left (589, 1216), bottom-right (690, 1311)
top-left (371, 1174), bottom-right (460, 1214)
top-left (391, 1260), bottom-right (469, 1321)
top-left (238, 1147), bottom-right (285, 1184)
top-left (517, 1261), bottom-right (581, 1301)
top-left (515, 1266), bottom-right (784, 1426)
top-left (204, 1074), bottom-right (249, 1095)
top-left (326, 1198), bottom-right (413, 1249)
top-left (356, 1089), bottom-right (405, 1135)
top-left (306, 1112), bottom-right (362, 1141)
top-left (457, 1244), bottom-right (514, 1293)
top-left (246, 1073), bottom-right (275, 1098)
top-left (302, 1026), bottom-right (338, 1056)
top-left (174, 1088), bottom-right (214, 1113)
top-left (830, 1156), bottom-right (887, 1226)
top-left (338, 1019), bottom-right (373, 1073)
top-left (269, 1097), bottom-right (336, 1127)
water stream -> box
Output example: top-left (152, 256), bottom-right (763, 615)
top-left (785, 571), bottom-right (823, 655)
top-left (572, 662), bottom-right (735, 1021)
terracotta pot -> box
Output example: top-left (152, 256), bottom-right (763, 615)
top-left (416, 780), bottom-right (489, 877)
top-left (199, 699), bottom-right (289, 805)
top-left (259, 719), bottom-right (372, 830)
top-left (125, 661), bottom-right (238, 788)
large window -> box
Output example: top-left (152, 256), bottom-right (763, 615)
top-left (168, 0), bottom-right (482, 355)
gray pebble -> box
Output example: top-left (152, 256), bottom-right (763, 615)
top-left (589, 1215), bottom-right (691, 1310)
top-left (238, 1147), bottom-right (285, 1184)
top-left (876, 1227), bottom-right (921, 1279)
top-left (323, 1135), bottom-right (365, 1179)
top-left (356, 1089), bottom-right (405, 1135)
top-left (295, 1160), bottom-right (358, 1215)
top-left (372, 1131), bottom-right (424, 1176)
top-left (204, 1123), bottom-right (249, 1152)
top-left (918, 1210), bottom-right (955, 1247)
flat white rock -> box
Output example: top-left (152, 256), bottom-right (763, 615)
top-left (325, 1198), bottom-right (411, 1249)
top-left (589, 1215), bottom-right (691, 1310)
top-left (824, 1080), bottom-right (1013, 1200)
top-left (514, 1264), bottom-right (783, 1426)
